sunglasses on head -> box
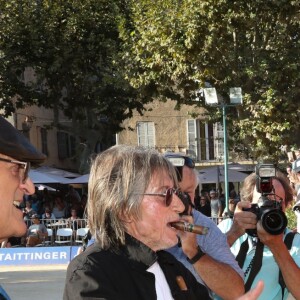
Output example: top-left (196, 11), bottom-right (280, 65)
top-left (165, 155), bottom-right (195, 181)
top-left (0, 157), bottom-right (30, 184)
top-left (141, 188), bottom-right (180, 206)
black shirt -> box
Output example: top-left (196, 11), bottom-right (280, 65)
top-left (64, 234), bottom-right (210, 300)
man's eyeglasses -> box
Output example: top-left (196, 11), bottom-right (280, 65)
top-left (141, 188), bottom-right (180, 206)
top-left (0, 157), bottom-right (30, 183)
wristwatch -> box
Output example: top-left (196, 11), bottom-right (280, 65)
top-left (186, 245), bottom-right (206, 264)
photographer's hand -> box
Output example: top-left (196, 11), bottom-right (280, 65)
top-left (226, 201), bottom-right (257, 247)
top-left (256, 221), bottom-right (283, 247)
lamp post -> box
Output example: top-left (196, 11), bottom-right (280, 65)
top-left (203, 87), bottom-right (242, 214)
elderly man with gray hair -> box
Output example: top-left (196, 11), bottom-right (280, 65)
top-left (64, 145), bottom-right (263, 300)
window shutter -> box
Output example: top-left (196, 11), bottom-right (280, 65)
top-left (187, 119), bottom-right (197, 156)
top-left (137, 122), bottom-right (155, 147)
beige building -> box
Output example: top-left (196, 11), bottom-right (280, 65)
top-left (9, 106), bottom-right (77, 171)
top-left (117, 99), bottom-right (226, 166)
top-left (2, 67), bottom-right (79, 171)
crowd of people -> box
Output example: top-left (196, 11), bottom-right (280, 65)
top-left (194, 188), bottom-right (239, 224)
top-left (2, 185), bottom-right (88, 248)
top-left (1, 114), bottom-right (299, 300)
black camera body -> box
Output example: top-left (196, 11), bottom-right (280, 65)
top-left (244, 164), bottom-right (287, 237)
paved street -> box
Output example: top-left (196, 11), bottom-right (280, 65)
top-left (0, 265), bottom-right (67, 300)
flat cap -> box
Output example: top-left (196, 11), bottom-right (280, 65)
top-left (0, 116), bottom-right (46, 163)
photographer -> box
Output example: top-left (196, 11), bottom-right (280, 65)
top-left (218, 167), bottom-right (300, 300)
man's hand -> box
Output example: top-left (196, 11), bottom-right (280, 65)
top-left (237, 281), bottom-right (264, 300)
top-left (226, 201), bottom-right (257, 246)
top-left (177, 215), bottom-right (199, 259)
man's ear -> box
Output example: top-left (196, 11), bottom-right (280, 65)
top-left (119, 209), bottom-right (134, 224)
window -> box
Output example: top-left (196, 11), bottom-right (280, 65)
top-left (57, 132), bottom-right (69, 159)
top-left (186, 120), bottom-right (224, 161)
top-left (57, 131), bottom-right (77, 159)
top-left (137, 122), bottom-right (155, 147)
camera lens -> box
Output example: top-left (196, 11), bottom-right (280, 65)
top-left (261, 209), bottom-right (287, 235)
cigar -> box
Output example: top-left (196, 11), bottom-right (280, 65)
top-left (170, 221), bottom-right (209, 235)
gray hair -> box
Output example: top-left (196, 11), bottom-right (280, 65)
top-left (87, 145), bottom-right (178, 249)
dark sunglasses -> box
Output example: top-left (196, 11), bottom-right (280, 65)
top-left (175, 157), bottom-right (195, 181)
top-left (165, 155), bottom-right (195, 182)
top-left (0, 157), bottom-right (30, 184)
top-left (142, 188), bottom-right (180, 206)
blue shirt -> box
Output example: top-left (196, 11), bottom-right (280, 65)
top-left (218, 218), bottom-right (300, 300)
top-left (0, 285), bottom-right (10, 300)
top-left (167, 209), bottom-right (244, 298)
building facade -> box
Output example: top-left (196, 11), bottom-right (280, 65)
top-left (117, 99), bottom-right (226, 166)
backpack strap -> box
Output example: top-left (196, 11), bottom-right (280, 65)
top-left (278, 232), bottom-right (298, 300)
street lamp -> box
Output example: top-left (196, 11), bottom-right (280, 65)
top-left (203, 87), bottom-right (242, 214)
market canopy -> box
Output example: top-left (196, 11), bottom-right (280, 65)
top-left (34, 166), bottom-right (80, 178)
top-left (198, 166), bottom-right (249, 184)
top-left (64, 174), bottom-right (89, 184)
top-left (29, 170), bottom-right (68, 184)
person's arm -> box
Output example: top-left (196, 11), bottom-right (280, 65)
top-left (188, 251), bottom-right (244, 300)
top-left (225, 201), bottom-right (257, 247)
top-left (217, 200), bottom-right (223, 220)
top-left (180, 214), bottom-right (244, 300)
top-left (37, 225), bottom-right (48, 238)
top-left (257, 223), bottom-right (300, 299)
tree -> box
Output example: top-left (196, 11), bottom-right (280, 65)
top-left (0, 0), bottom-right (145, 172)
top-left (119, 0), bottom-right (300, 161)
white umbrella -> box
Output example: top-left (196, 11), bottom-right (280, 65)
top-left (29, 170), bottom-right (68, 184)
top-left (64, 174), bottom-right (89, 184)
top-left (34, 166), bottom-right (80, 178)
top-left (34, 184), bottom-right (57, 191)
top-left (198, 166), bottom-right (248, 184)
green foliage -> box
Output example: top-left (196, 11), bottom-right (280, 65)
top-left (0, 0), bottom-right (142, 132)
top-left (120, 0), bottom-right (300, 161)
top-left (1, 0), bottom-right (300, 163)
top-left (286, 206), bottom-right (297, 230)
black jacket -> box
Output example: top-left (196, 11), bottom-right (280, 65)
top-left (64, 234), bottom-right (210, 300)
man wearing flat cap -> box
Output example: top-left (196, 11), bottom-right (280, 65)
top-left (0, 116), bottom-right (46, 299)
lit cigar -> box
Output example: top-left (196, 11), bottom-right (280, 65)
top-left (170, 221), bottom-right (209, 235)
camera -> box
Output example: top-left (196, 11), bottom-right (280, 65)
top-left (177, 191), bottom-right (192, 216)
top-left (243, 164), bottom-right (287, 237)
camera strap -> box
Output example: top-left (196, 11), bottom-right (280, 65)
top-left (236, 238), bottom-right (264, 292)
top-left (236, 239), bottom-right (249, 269)
top-left (244, 239), bottom-right (264, 292)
